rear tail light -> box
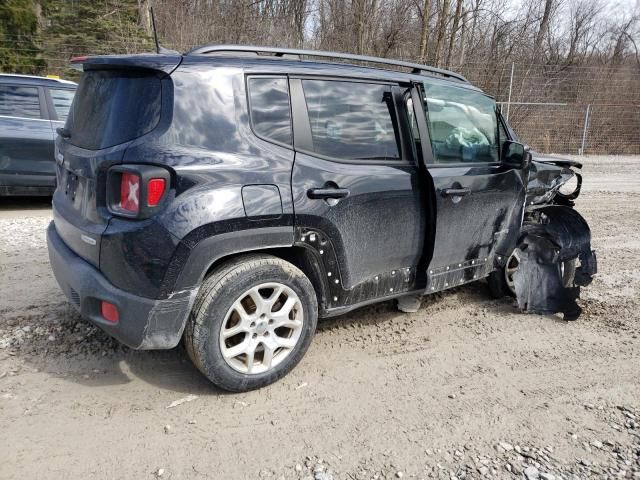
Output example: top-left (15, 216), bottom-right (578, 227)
top-left (69, 56), bottom-right (88, 71)
top-left (107, 165), bottom-right (170, 219)
top-left (101, 301), bottom-right (119, 323)
top-left (120, 172), bottom-right (140, 213)
top-left (147, 178), bottom-right (166, 207)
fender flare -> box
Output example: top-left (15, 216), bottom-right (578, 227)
top-left (163, 226), bottom-right (294, 295)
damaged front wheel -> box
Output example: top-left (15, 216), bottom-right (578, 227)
top-left (487, 250), bottom-right (576, 299)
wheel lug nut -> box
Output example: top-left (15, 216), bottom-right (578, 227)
top-left (268, 319), bottom-right (274, 324)
top-left (252, 333), bottom-right (257, 339)
top-left (250, 322), bottom-right (256, 328)
top-left (264, 331), bottom-right (269, 336)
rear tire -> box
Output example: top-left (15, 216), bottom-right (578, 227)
top-left (184, 254), bottom-right (318, 392)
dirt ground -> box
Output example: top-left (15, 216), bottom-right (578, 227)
top-left (1, 155), bottom-right (639, 480)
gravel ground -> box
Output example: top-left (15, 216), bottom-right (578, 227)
top-left (0, 155), bottom-right (639, 480)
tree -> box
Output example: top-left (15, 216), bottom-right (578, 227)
top-left (0, 0), bottom-right (46, 74)
top-left (445, 0), bottom-right (463, 67)
top-left (533, 0), bottom-right (554, 60)
top-left (41, 0), bottom-right (153, 77)
top-left (418, 0), bottom-right (432, 62)
top-left (433, 0), bottom-right (451, 67)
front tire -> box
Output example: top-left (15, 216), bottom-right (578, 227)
top-left (184, 254), bottom-right (318, 392)
top-left (488, 250), bottom-right (577, 299)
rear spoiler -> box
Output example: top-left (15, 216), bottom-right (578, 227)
top-left (69, 56), bottom-right (87, 71)
top-left (69, 54), bottom-right (182, 74)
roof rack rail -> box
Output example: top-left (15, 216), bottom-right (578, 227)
top-left (185, 44), bottom-right (469, 83)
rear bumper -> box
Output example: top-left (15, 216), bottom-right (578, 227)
top-left (47, 222), bottom-right (196, 349)
top-left (0, 173), bottom-right (55, 196)
top-left (0, 185), bottom-right (55, 196)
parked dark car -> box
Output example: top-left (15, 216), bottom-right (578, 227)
top-left (0, 74), bottom-right (76, 196)
top-left (47, 46), bottom-right (596, 391)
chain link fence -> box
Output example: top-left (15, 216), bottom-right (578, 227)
top-left (2, 35), bottom-right (640, 155)
top-left (460, 62), bottom-right (640, 155)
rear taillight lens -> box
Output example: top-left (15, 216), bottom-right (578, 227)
top-left (147, 178), bottom-right (166, 207)
top-left (119, 172), bottom-right (140, 213)
top-left (107, 165), bottom-right (170, 218)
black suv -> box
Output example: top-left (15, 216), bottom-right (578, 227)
top-left (0, 74), bottom-right (76, 196)
top-left (47, 46), bottom-right (596, 391)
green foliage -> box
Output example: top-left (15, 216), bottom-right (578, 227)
top-left (41, 0), bottom-right (153, 77)
top-left (0, 0), bottom-right (46, 74)
top-left (0, 0), bottom-right (153, 77)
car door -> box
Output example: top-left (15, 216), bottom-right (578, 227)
top-left (410, 80), bottom-right (527, 292)
top-left (0, 83), bottom-right (56, 192)
top-left (289, 77), bottom-right (425, 308)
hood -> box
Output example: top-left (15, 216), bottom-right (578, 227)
top-left (531, 152), bottom-right (582, 169)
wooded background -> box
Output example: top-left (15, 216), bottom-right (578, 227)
top-left (1, 0), bottom-right (639, 154)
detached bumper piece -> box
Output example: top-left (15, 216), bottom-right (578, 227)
top-left (513, 206), bottom-right (597, 321)
top-left (47, 222), bottom-right (196, 349)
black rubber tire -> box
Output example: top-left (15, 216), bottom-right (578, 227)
top-left (184, 254), bottom-right (318, 392)
top-left (487, 256), bottom-right (578, 299)
top-left (487, 267), bottom-right (513, 299)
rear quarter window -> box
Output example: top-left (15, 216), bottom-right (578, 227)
top-left (247, 77), bottom-right (292, 146)
top-left (67, 70), bottom-right (161, 150)
top-left (49, 88), bottom-right (75, 122)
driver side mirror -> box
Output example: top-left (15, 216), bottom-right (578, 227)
top-left (503, 141), bottom-right (531, 169)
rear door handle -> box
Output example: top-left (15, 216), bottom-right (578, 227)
top-left (307, 188), bottom-right (350, 200)
top-left (441, 187), bottom-right (471, 197)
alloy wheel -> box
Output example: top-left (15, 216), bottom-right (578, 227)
top-left (219, 282), bottom-right (304, 374)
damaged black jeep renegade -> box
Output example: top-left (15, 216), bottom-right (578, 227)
top-left (47, 45), bottom-right (597, 391)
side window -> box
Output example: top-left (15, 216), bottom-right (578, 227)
top-left (301, 79), bottom-right (400, 161)
top-left (50, 88), bottom-right (75, 122)
top-left (247, 77), bottom-right (292, 146)
top-left (0, 85), bottom-right (41, 119)
top-left (423, 82), bottom-right (499, 163)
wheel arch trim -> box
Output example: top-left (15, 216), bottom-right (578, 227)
top-left (169, 226), bottom-right (295, 294)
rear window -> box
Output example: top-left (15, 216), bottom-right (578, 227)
top-left (67, 70), bottom-right (161, 150)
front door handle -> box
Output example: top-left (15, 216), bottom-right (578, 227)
top-left (441, 187), bottom-right (471, 197)
top-left (307, 188), bottom-right (350, 200)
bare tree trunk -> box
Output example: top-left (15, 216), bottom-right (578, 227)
top-left (458, 6), bottom-right (466, 67)
top-left (419, 0), bottom-right (431, 62)
top-left (533, 0), bottom-right (553, 61)
top-left (354, 0), bottom-right (366, 54)
top-left (137, 0), bottom-right (152, 36)
top-left (445, 0), bottom-right (463, 68)
top-left (434, 0), bottom-right (450, 67)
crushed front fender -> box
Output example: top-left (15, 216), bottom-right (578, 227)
top-left (513, 206), bottom-right (597, 320)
